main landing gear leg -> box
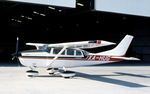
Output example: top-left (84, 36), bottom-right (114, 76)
top-left (26, 67), bottom-right (39, 77)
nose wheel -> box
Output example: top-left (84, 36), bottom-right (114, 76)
top-left (26, 70), bottom-right (39, 77)
top-left (26, 65), bottom-right (39, 77)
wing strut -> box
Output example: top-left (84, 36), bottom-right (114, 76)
top-left (47, 46), bottom-right (68, 68)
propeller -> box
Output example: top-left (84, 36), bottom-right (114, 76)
top-left (12, 37), bottom-right (19, 60)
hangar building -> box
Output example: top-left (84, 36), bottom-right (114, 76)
top-left (0, 0), bottom-right (150, 62)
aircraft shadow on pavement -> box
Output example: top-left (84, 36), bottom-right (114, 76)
top-left (28, 71), bottom-right (149, 88)
top-left (34, 74), bottom-right (62, 78)
top-left (114, 72), bottom-right (150, 78)
top-left (75, 72), bottom-right (149, 88)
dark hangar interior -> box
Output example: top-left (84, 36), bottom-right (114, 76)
top-left (0, 0), bottom-right (150, 62)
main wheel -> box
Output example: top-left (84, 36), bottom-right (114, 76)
top-left (47, 68), bottom-right (58, 75)
top-left (60, 71), bottom-right (76, 78)
top-left (26, 70), bottom-right (39, 77)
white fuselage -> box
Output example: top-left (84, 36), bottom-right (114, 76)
top-left (18, 48), bottom-right (118, 68)
top-left (19, 56), bottom-right (115, 68)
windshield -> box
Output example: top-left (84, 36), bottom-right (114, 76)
top-left (39, 45), bottom-right (51, 53)
top-left (83, 50), bottom-right (89, 55)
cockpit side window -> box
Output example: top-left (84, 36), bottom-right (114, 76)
top-left (76, 50), bottom-right (82, 56)
top-left (39, 45), bottom-right (51, 53)
top-left (46, 47), bottom-right (51, 53)
top-left (53, 48), bottom-right (62, 54)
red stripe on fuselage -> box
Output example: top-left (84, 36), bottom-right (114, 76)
top-left (19, 55), bottom-right (123, 62)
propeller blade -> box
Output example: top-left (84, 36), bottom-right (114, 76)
top-left (15, 37), bottom-right (19, 57)
top-left (12, 37), bottom-right (19, 61)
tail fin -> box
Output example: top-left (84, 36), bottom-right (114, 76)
top-left (98, 35), bottom-right (134, 56)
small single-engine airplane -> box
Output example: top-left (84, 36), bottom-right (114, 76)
top-left (13, 35), bottom-right (139, 78)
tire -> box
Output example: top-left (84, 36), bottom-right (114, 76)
top-left (26, 70), bottom-right (39, 77)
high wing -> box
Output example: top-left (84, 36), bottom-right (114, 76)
top-left (26, 40), bottom-right (116, 49)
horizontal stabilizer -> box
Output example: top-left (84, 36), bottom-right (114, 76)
top-left (111, 56), bottom-right (140, 61)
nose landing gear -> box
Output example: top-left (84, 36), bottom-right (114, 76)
top-left (26, 66), bottom-right (39, 77)
top-left (26, 70), bottom-right (39, 77)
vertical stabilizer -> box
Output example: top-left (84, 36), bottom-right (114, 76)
top-left (98, 35), bottom-right (134, 56)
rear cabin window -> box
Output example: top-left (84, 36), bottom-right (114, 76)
top-left (67, 49), bottom-right (74, 55)
top-left (52, 48), bottom-right (83, 57)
